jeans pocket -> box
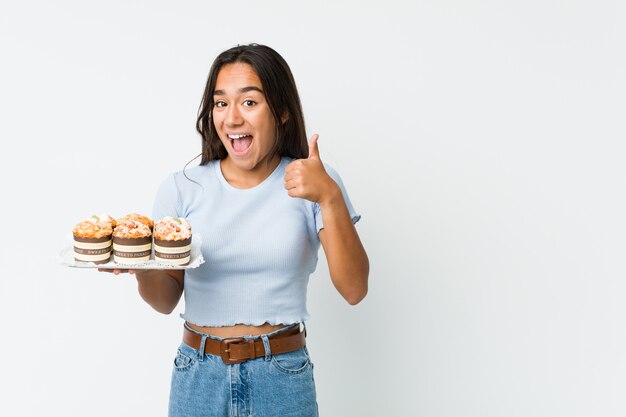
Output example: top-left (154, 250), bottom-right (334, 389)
top-left (270, 347), bottom-right (312, 375)
top-left (173, 348), bottom-right (195, 372)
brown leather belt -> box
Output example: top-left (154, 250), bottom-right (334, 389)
top-left (183, 325), bottom-right (306, 364)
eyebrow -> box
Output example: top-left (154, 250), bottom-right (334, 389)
top-left (213, 86), bottom-right (264, 96)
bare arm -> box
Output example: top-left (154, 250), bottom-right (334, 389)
top-left (284, 134), bottom-right (369, 305)
top-left (318, 186), bottom-right (369, 304)
top-left (99, 268), bottom-right (184, 314)
top-left (134, 269), bottom-right (184, 314)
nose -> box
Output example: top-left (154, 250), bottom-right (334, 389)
top-left (225, 104), bottom-right (243, 127)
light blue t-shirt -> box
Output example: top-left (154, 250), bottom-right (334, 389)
top-left (152, 156), bottom-right (360, 327)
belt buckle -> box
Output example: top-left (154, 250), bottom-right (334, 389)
top-left (219, 337), bottom-right (253, 364)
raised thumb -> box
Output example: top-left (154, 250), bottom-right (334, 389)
top-left (308, 134), bottom-right (320, 160)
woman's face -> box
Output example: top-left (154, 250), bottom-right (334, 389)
top-left (212, 62), bottom-right (279, 174)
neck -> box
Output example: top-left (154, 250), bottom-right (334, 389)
top-left (220, 155), bottom-right (281, 189)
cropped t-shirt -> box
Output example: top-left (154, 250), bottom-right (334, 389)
top-left (152, 156), bottom-right (360, 327)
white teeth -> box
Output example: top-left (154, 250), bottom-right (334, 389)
top-left (228, 134), bottom-right (250, 139)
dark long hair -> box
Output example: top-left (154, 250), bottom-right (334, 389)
top-left (196, 44), bottom-right (308, 165)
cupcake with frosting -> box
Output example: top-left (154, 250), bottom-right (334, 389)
top-left (153, 217), bottom-right (192, 266)
top-left (112, 217), bottom-right (153, 264)
top-left (72, 214), bottom-right (114, 264)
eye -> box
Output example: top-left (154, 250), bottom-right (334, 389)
top-left (243, 99), bottom-right (256, 107)
top-left (214, 101), bottom-right (227, 108)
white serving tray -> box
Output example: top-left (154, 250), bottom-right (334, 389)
top-left (59, 234), bottom-right (204, 270)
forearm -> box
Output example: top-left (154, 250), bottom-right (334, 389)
top-left (319, 189), bottom-right (369, 305)
top-left (134, 270), bottom-right (184, 314)
top-left (283, 148), bottom-right (369, 304)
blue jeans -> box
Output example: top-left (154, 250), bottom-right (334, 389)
top-left (168, 324), bottom-right (319, 417)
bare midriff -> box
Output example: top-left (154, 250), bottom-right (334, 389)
top-left (186, 321), bottom-right (288, 338)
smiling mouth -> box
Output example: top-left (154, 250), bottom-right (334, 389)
top-left (228, 134), bottom-right (253, 154)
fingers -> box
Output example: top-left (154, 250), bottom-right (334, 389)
top-left (97, 268), bottom-right (130, 275)
top-left (284, 171), bottom-right (302, 197)
top-left (284, 177), bottom-right (298, 191)
top-left (284, 168), bottom-right (306, 190)
top-left (284, 136), bottom-right (323, 200)
top-left (285, 182), bottom-right (302, 198)
top-left (283, 170), bottom-right (301, 183)
top-left (307, 134), bottom-right (320, 160)
top-left (284, 159), bottom-right (303, 174)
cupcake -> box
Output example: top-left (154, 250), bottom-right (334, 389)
top-left (112, 218), bottom-right (153, 264)
top-left (72, 215), bottom-right (114, 264)
top-left (153, 217), bottom-right (192, 266)
top-left (94, 214), bottom-right (116, 229)
top-left (116, 213), bottom-right (153, 230)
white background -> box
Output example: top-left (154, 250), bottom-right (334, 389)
top-left (1, 1), bottom-right (625, 416)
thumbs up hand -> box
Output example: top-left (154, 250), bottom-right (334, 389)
top-left (307, 133), bottom-right (321, 161)
top-left (284, 134), bottom-right (340, 204)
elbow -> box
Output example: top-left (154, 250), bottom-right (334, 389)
top-left (153, 302), bottom-right (178, 315)
top-left (140, 296), bottom-right (177, 315)
top-left (345, 280), bottom-right (368, 306)
top-left (346, 289), bottom-right (367, 306)
top-left (346, 261), bottom-right (369, 306)
top-left (155, 306), bottom-right (174, 315)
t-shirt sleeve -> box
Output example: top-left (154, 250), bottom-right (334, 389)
top-left (314, 164), bottom-right (361, 234)
top-left (152, 173), bottom-right (182, 220)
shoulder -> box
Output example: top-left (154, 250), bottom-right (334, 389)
top-left (161, 162), bottom-right (215, 188)
top-left (177, 162), bottom-right (214, 181)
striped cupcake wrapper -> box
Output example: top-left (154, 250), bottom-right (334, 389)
top-left (154, 237), bottom-right (192, 266)
top-left (74, 235), bottom-right (112, 264)
top-left (112, 236), bottom-right (152, 264)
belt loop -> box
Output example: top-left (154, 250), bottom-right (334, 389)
top-left (260, 335), bottom-right (271, 361)
top-left (303, 321), bottom-right (307, 338)
top-left (197, 335), bottom-right (207, 362)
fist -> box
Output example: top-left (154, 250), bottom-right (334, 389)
top-left (284, 134), bottom-right (338, 204)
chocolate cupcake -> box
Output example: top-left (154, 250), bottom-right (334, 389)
top-left (112, 218), bottom-right (153, 264)
top-left (72, 215), bottom-right (114, 264)
top-left (153, 217), bottom-right (192, 266)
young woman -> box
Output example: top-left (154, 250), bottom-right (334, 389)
top-left (106, 44), bottom-right (368, 417)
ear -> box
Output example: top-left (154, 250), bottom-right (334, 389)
top-left (280, 111), bottom-right (289, 125)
